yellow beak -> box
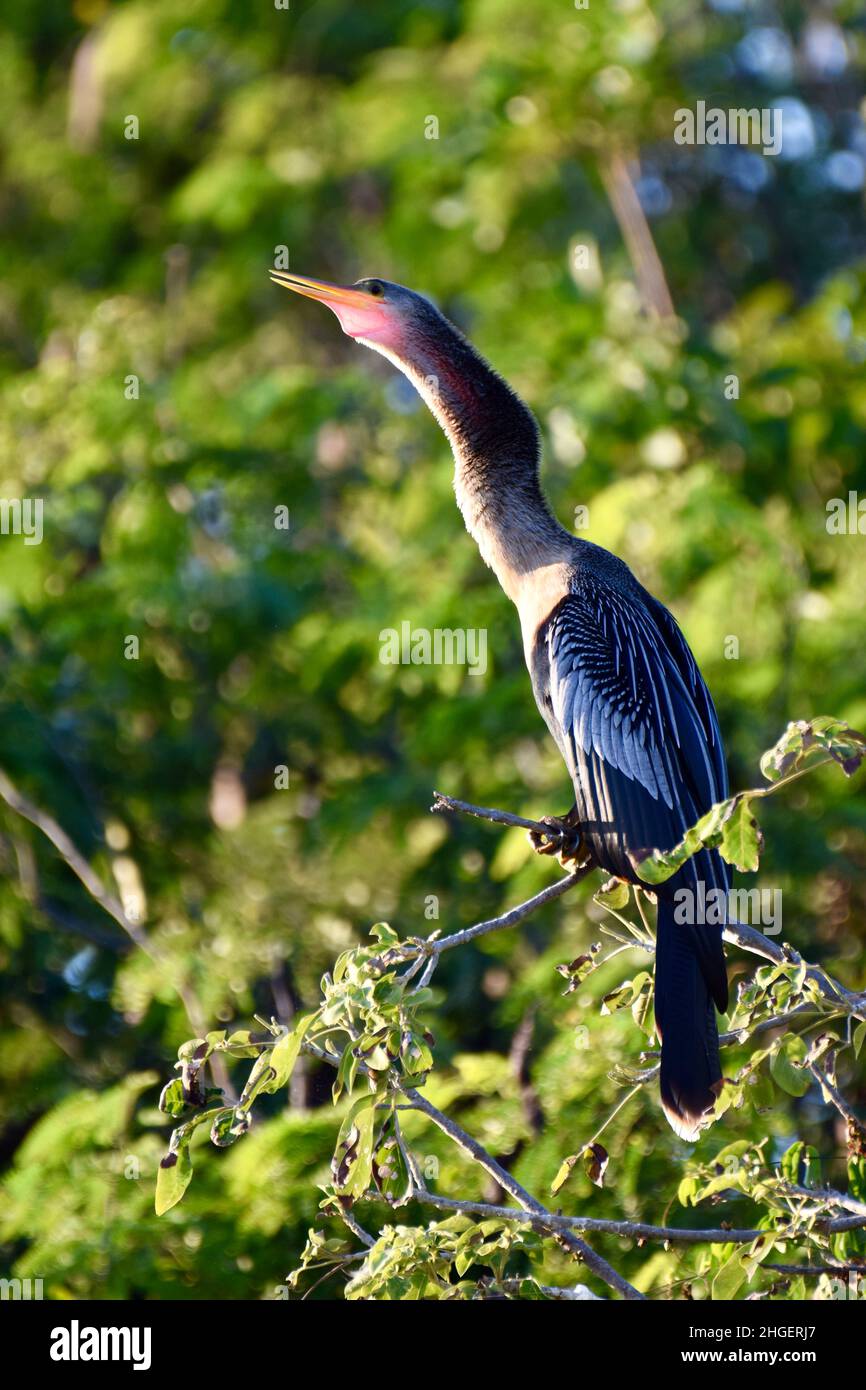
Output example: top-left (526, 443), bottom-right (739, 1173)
top-left (269, 270), bottom-right (373, 309)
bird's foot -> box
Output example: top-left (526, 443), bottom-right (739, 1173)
top-left (528, 810), bottom-right (589, 867)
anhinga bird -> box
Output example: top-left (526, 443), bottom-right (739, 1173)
top-left (272, 269), bottom-right (729, 1140)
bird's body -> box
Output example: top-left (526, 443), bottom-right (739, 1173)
top-left (273, 269), bottom-right (729, 1139)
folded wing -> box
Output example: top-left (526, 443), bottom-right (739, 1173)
top-left (535, 575), bottom-right (729, 1012)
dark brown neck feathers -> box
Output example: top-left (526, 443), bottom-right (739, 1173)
top-left (363, 307), bottom-right (573, 597)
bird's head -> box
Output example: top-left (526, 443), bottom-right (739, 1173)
top-left (271, 266), bottom-right (543, 549)
top-left (269, 270), bottom-right (435, 353)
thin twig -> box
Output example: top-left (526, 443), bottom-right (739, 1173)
top-left (427, 868), bottom-right (592, 954)
top-left (387, 867), bottom-right (593, 982)
top-left (0, 765), bottom-right (228, 1091)
top-left (808, 1065), bottom-right (866, 1137)
top-left (599, 149), bottom-right (676, 320)
top-left (586, 1084), bottom-right (642, 1148)
top-left (431, 792), bottom-right (567, 837)
top-left (724, 917), bottom-right (866, 1021)
top-left (0, 767), bottom-right (151, 955)
top-left (718, 1003), bottom-right (826, 1048)
top-left (338, 1209), bottom-right (376, 1249)
top-left (780, 1183), bottom-right (866, 1221)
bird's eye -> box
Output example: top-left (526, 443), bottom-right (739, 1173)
top-left (366, 280), bottom-right (385, 298)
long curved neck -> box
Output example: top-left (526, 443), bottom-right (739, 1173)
top-left (362, 315), bottom-right (573, 599)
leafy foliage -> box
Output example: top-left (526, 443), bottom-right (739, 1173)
top-left (637, 718), bottom-right (866, 883)
top-left (148, 726), bottom-right (866, 1299)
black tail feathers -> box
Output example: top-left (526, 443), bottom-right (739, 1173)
top-left (654, 894), bottom-right (725, 1141)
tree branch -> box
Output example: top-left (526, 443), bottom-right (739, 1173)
top-left (780, 1183), bottom-right (866, 1221)
top-left (0, 765), bottom-right (229, 1091)
top-left (305, 1032), bottom-right (645, 1298)
top-left (808, 1065), bottom-right (866, 1137)
top-left (431, 792), bottom-right (569, 837)
top-left (338, 1208), bottom-right (376, 1249)
top-left (434, 794), bottom-right (866, 1037)
top-left (598, 149), bottom-right (676, 320)
top-left (399, 1188), bottom-right (866, 1246)
top-left (0, 767), bottom-right (152, 956)
top-left (402, 1086), bottom-right (645, 1300)
top-left (419, 868), bottom-right (591, 958)
top-left (724, 917), bottom-right (866, 1021)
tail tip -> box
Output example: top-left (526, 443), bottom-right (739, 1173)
top-left (660, 1097), bottom-right (706, 1142)
top-left (660, 1078), bottom-right (722, 1142)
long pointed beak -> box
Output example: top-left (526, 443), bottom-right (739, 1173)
top-left (269, 269), bottom-right (372, 310)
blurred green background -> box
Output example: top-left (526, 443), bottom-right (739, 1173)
top-left (1, 0), bottom-right (865, 1299)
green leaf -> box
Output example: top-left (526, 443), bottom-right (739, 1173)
top-left (760, 721), bottom-right (810, 782)
top-left (236, 1052), bottom-right (277, 1109)
top-left (550, 1152), bottom-right (581, 1197)
top-left (332, 1043), bottom-right (359, 1104)
top-left (593, 878), bottom-right (630, 911)
top-left (635, 825), bottom-right (704, 885)
top-left (158, 1078), bottom-right (187, 1118)
top-left (848, 1156), bottom-right (866, 1203)
top-left (556, 949), bottom-right (599, 994)
top-left (719, 796), bottom-right (762, 872)
top-left (601, 971), bottom-right (650, 1016)
top-left (261, 1013), bottom-right (316, 1095)
top-left (636, 802), bottom-right (727, 884)
top-left (631, 975), bottom-right (654, 1036)
top-left (678, 1175), bottom-right (700, 1207)
top-left (155, 1139), bottom-right (193, 1215)
top-left (209, 1108), bottom-right (239, 1147)
top-left (740, 1234), bottom-right (773, 1281)
top-left (400, 1034), bottom-right (433, 1076)
top-left (332, 1097), bottom-right (379, 1198)
top-left (780, 1140), bottom-right (804, 1184)
top-left (711, 1251), bottom-right (748, 1301)
top-left (761, 718), bottom-right (866, 782)
top-left (370, 922), bottom-right (399, 945)
top-left (225, 1030), bottom-right (264, 1058)
top-left (770, 1034), bottom-right (810, 1097)
top-left (372, 1119), bottom-right (413, 1207)
top-left (745, 1069), bottom-right (775, 1114)
top-left (711, 1078), bottom-right (743, 1120)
